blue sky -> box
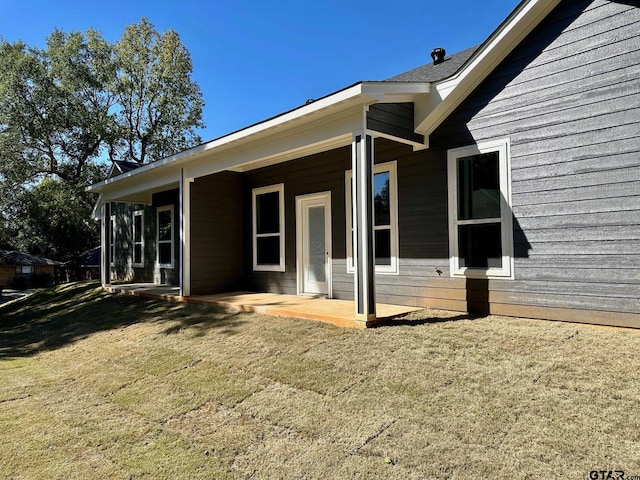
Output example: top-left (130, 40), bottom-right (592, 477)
top-left (0, 0), bottom-right (519, 141)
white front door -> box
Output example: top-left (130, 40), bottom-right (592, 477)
top-left (296, 192), bottom-right (331, 296)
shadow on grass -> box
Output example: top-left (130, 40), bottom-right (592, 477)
top-left (379, 312), bottom-right (486, 327)
top-left (0, 282), bottom-right (248, 359)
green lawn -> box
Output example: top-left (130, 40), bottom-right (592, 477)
top-left (1, 282), bottom-right (638, 479)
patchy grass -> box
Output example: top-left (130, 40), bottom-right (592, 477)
top-left (1, 282), bottom-right (639, 479)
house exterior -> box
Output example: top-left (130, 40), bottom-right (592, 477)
top-left (89, 0), bottom-right (640, 329)
top-left (0, 250), bottom-right (60, 288)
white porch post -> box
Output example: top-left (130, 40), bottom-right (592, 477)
top-left (101, 202), bottom-right (111, 287)
top-left (352, 131), bottom-right (376, 324)
top-left (180, 168), bottom-right (191, 297)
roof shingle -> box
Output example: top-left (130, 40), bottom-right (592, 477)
top-left (385, 45), bottom-right (480, 83)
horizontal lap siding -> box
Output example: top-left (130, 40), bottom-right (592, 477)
top-left (111, 202), bottom-right (134, 281)
top-left (190, 172), bottom-right (244, 295)
top-left (431, 0), bottom-right (640, 322)
top-left (241, 138), bottom-right (455, 304)
top-left (367, 103), bottom-right (424, 144)
top-left (244, 147), bottom-right (351, 295)
top-left (152, 189), bottom-right (180, 286)
top-left (110, 201), bottom-right (158, 283)
top-left (369, 139), bottom-right (467, 310)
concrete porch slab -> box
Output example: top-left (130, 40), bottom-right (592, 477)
top-left (105, 284), bottom-right (421, 328)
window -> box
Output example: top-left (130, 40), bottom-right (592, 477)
top-left (345, 160), bottom-right (398, 274)
top-left (110, 215), bottom-right (116, 267)
top-left (157, 205), bottom-right (174, 268)
top-left (252, 184), bottom-right (285, 272)
top-left (133, 210), bottom-right (144, 267)
top-left (447, 139), bottom-right (513, 278)
top-left (16, 265), bottom-right (34, 277)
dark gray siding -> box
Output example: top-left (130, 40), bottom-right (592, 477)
top-left (427, 0), bottom-right (640, 323)
top-left (331, 138), bottom-right (464, 309)
top-left (134, 205), bottom-right (158, 283)
top-left (110, 202), bottom-right (135, 281)
top-left (151, 189), bottom-right (180, 286)
top-left (109, 201), bottom-right (156, 283)
top-left (367, 103), bottom-right (424, 144)
top-left (190, 172), bottom-right (244, 295)
top-left (244, 147), bottom-right (351, 295)
top-left (241, 138), bottom-right (461, 307)
top-left (187, 0), bottom-right (639, 327)
top-left (109, 189), bottom-right (180, 286)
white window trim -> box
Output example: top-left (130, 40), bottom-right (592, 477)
top-left (345, 160), bottom-right (399, 275)
top-left (252, 183), bottom-right (285, 272)
top-left (133, 210), bottom-right (144, 267)
top-left (110, 214), bottom-right (116, 267)
top-left (447, 138), bottom-right (514, 279)
top-left (157, 205), bottom-right (174, 269)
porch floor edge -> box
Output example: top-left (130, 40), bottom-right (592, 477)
top-left (104, 285), bottom-right (421, 328)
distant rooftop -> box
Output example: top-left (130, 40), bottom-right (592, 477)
top-left (0, 250), bottom-right (61, 266)
top-left (113, 160), bottom-right (142, 174)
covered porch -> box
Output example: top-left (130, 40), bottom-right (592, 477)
top-left (91, 81), bottom-right (435, 327)
top-left (106, 283), bottom-right (421, 329)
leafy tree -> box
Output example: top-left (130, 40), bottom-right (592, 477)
top-left (9, 178), bottom-right (102, 260)
top-left (0, 30), bottom-right (115, 185)
top-left (115, 18), bottom-right (204, 163)
top-left (0, 19), bottom-right (204, 260)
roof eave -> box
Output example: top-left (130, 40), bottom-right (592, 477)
top-left (415, 0), bottom-right (563, 136)
top-left (87, 81), bottom-right (430, 195)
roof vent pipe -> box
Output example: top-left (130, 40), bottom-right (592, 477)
top-left (431, 47), bottom-right (446, 65)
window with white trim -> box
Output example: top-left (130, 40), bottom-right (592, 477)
top-left (133, 210), bottom-right (144, 267)
top-left (345, 160), bottom-right (399, 274)
top-left (447, 139), bottom-right (513, 278)
top-left (110, 214), bottom-right (116, 267)
top-left (252, 184), bottom-right (285, 272)
top-left (157, 205), bottom-right (174, 268)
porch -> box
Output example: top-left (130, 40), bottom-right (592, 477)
top-left (106, 283), bottom-right (421, 329)
top-left (93, 83), bottom-right (435, 327)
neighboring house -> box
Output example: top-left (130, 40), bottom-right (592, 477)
top-left (88, 0), bottom-right (640, 328)
top-left (65, 247), bottom-right (102, 281)
top-left (0, 250), bottom-right (60, 288)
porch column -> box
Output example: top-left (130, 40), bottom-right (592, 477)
top-left (180, 168), bottom-right (191, 297)
top-left (352, 132), bottom-right (376, 324)
top-left (101, 202), bottom-right (111, 287)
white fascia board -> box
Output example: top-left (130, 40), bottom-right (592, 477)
top-left (415, 0), bottom-right (562, 136)
top-left (100, 170), bottom-right (180, 203)
top-left (88, 81), bottom-right (430, 194)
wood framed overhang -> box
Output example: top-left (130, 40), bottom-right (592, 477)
top-left (415, 0), bottom-right (563, 138)
top-left (87, 81), bottom-right (430, 210)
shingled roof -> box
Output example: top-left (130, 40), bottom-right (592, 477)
top-left (386, 45), bottom-right (480, 83)
top-left (71, 246), bottom-right (101, 267)
top-left (108, 160), bottom-right (143, 179)
top-left (0, 250), bottom-right (61, 266)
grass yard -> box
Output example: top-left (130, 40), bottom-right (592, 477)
top-left (1, 282), bottom-right (639, 479)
